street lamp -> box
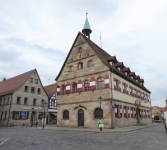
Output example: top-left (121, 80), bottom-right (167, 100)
top-left (31, 107), bottom-right (34, 128)
top-left (98, 95), bottom-right (103, 131)
top-left (43, 101), bottom-right (47, 129)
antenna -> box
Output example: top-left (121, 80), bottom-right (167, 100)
top-left (99, 32), bottom-right (105, 48)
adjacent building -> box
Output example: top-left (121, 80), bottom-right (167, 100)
top-left (0, 69), bottom-right (48, 126)
top-left (56, 14), bottom-right (151, 129)
top-left (44, 83), bottom-right (57, 124)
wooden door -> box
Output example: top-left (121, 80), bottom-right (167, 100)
top-left (78, 109), bottom-right (84, 126)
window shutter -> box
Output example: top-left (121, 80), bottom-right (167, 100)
top-left (104, 75), bottom-right (109, 88)
top-left (134, 108), bottom-right (136, 118)
top-left (126, 84), bottom-right (129, 94)
top-left (114, 77), bottom-right (116, 89)
top-left (120, 105), bottom-right (122, 117)
top-left (90, 77), bottom-right (96, 90)
top-left (119, 80), bottom-right (121, 92)
top-left (77, 80), bottom-right (82, 92)
top-left (12, 111), bottom-right (15, 119)
top-left (114, 104), bottom-right (117, 117)
top-left (66, 82), bottom-right (71, 94)
top-left (128, 106), bottom-right (130, 118)
top-left (57, 85), bottom-right (60, 95)
top-left (124, 106), bottom-right (126, 117)
top-left (131, 107), bottom-right (133, 118)
top-left (122, 82), bottom-right (125, 93)
top-left (27, 111), bottom-right (29, 119)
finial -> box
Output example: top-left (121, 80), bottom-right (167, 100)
top-left (86, 10), bottom-right (88, 17)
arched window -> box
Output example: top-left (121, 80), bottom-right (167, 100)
top-left (94, 108), bottom-right (103, 118)
top-left (72, 83), bottom-right (77, 93)
top-left (63, 110), bottom-right (69, 119)
top-left (78, 62), bottom-right (83, 69)
top-left (84, 80), bottom-right (90, 91)
top-left (62, 85), bottom-right (66, 95)
top-left (98, 78), bottom-right (104, 89)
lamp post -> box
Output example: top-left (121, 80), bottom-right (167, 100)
top-left (98, 95), bottom-right (103, 131)
top-left (31, 107), bottom-right (34, 128)
top-left (43, 101), bottom-right (47, 129)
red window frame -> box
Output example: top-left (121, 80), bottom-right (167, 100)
top-left (63, 110), bottom-right (69, 119)
top-left (94, 108), bottom-right (103, 118)
top-left (72, 83), bottom-right (77, 93)
top-left (84, 80), bottom-right (90, 91)
top-left (62, 85), bottom-right (66, 95)
top-left (98, 78), bottom-right (104, 89)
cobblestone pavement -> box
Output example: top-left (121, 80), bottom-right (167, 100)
top-left (0, 124), bottom-right (167, 150)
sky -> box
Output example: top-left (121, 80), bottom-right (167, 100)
top-left (0, 0), bottom-right (167, 107)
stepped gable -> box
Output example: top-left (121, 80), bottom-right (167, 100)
top-left (0, 69), bottom-right (35, 96)
top-left (44, 83), bottom-right (57, 99)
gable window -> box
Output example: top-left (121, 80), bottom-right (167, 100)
top-left (72, 83), bottom-right (77, 93)
top-left (79, 47), bottom-right (82, 53)
top-left (62, 85), bottom-right (66, 95)
top-left (25, 86), bottom-right (28, 92)
top-left (17, 97), bottom-right (21, 104)
top-left (30, 78), bottom-right (33, 83)
top-left (35, 79), bottom-right (38, 84)
top-left (70, 66), bottom-right (73, 72)
top-left (24, 98), bottom-right (28, 105)
top-left (41, 100), bottom-right (44, 106)
top-left (78, 63), bottom-right (83, 69)
top-left (98, 78), bottom-right (104, 89)
top-left (38, 88), bottom-right (41, 94)
top-left (84, 80), bottom-right (90, 91)
top-left (89, 60), bottom-right (93, 67)
top-left (94, 108), bottom-right (103, 118)
top-left (31, 87), bottom-right (35, 93)
top-left (63, 110), bottom-right (69, 119)
top-left (34, 72), bottom-right (36, 76)
top-left (33, 99), bottom-right (36, 105)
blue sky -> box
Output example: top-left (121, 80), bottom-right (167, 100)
top-left (0, 0), bottom-right (167, 107)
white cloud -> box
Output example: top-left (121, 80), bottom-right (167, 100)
top-left (0, 0), bottom-right (167, 107)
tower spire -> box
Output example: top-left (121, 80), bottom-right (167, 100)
top-left (82, 11), bottom-right (92, 39)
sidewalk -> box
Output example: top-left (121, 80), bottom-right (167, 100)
top-left (37, 123), bottom-right (163, 133)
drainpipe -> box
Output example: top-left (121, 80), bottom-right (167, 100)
top-left (110, 62), bottom-right (114, 129)
top-left (7, 93), bottom-right (13, 127)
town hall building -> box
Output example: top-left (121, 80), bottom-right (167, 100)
top-left (56, 14), bottom-right (151, 129)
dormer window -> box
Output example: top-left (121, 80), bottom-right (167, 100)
top-left (78, 63), bottom-right (83, 69)
top-left (79, 47), bottom-right (82, 53)
top-left (70, 66), bottom-right (73, 72)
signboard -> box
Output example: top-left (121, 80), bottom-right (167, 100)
top-left (110, 104), bottom-right (114, 111)
top-left (21, 111), bottom-right (25, 117)
top-left (21, 107), bottom-right (41, 110)
top-left (98, 119), bottom-right (104, 128)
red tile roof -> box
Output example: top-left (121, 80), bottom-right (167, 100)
top-left (129, 72), bottom-right (135, 76)
top-left (44, 83), bottom-right (57, 99)
top-left (55, 32), bottom-right (150, 93)
top-left (123, 67), bottom-right (130, 72)
top-left (115, 62), bottom-right (123, 67)
top-left (0, 69), bottom-right (35, 96)
top-left (135, 76), bottom-right (140, 79)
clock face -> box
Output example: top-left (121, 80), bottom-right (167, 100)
top-left (77, 53), bottom-right (82, 59)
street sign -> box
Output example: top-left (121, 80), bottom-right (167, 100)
top-left (21, 111), bottom-right (25, 117)
top-left (110, 104), bottom-right (113, 108)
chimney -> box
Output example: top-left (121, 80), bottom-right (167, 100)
top-left (3, 78), bottom-right (6, 82)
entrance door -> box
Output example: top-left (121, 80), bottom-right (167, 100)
top-left (78, 109), bottom-right (84, 127)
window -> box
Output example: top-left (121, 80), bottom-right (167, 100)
top-left (21, 111), bottom-right (26, 120)
top-left (117, 105), bottom-right (120, 117)
top-left (35, 79), bottom-right (38, 84)
top-left (124, 83), bottom-right (127, 93)
top-left (0, 99), bottom-right (1, 105)
top-left (17, 97), bottom-right (21, 104)
top-left (38, 88), bottom-right (41, 94)
top-left (39, 112), bottom-right (43, 119)
top-left (79, 47), bottom-right (82, 53)
top-left (8, 97), bottom-right (9, 104)
top-left (31, 87), bottom-right (35, 93)
top-left (70, 66), bottom-right (73, 72)
top-left (41, 100), bottom-right (44, 106)
top-left (98, 78), bottom-right (104, 89)
top-left (33, 99), bottom-right (36, 105)
top-left (84, 80), bottom-right (90, 91)
top-left (51, 100), bottom-right (54, 106)
top-left (24, 98), bottom-right (28, 105)
top-left (89, 60), bottom-right (93, 67)
top-left (30, 78), bottom-right (33, 83)
top-left (125, 107), bottom-right (128, 118)
top-left (4, 111), bottom-right (7, 120)
top-left (62, 85), bottom-right (66, 95)
top-left (72, 83), bottom-right (77, 93)
top-left (63, 110), bottom-right (69, 119)
top-left (25, 86), bottom-right (28, 92)
top-left (94, 108), bottom-right (103, 118)
top-left (14, 111), bottom-right (19, 120)
top-left (1, 112), bottom-right (3, 120)
top-left (116, 79), bottom-right (119, 90)
top-left (34, 72), bottom-right (36, 76)
top-left (78, 63), bottom-right (83, 69)
top-left (4, 98), bottom-right (6, 105)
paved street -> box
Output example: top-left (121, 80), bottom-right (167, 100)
top-left (0, 124), bottom-right (167, 150)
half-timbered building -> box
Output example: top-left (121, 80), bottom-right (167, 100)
top-left (56, 14), bottom-right (151, 128)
